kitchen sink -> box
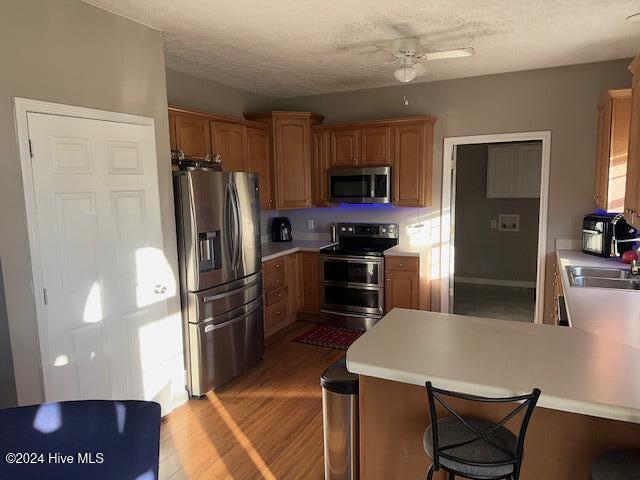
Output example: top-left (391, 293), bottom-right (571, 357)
top-left (567, 266), bottom-right (634, 279)
top-left (566, 266), bottom-right (640, 290)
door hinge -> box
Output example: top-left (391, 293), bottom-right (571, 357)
top-left (43, 288), bottom-right (48, 305)
top-left (28, 139), bottom-right (34, 158)
top-left (450, 157), bottom-right (456, 170)
top-left (449, 287), bottom-right (454, 297)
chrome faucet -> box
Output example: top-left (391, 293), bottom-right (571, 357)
top-left (609, 213), bottom-right (625, 257)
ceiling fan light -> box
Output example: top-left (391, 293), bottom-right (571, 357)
top-left (393, 65), bottom-right (417, 83)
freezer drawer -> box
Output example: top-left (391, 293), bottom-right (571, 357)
top-left (186, 272), bottom-right (262, 324)
top-left (187, 298), bottom-right (264, 396)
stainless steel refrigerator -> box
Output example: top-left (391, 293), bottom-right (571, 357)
top-left (173, 169), bottom-right (264, 397)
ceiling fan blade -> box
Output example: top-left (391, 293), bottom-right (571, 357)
top-left (418, 47), bottom-right (474, 61)
top-left (343, 57), bottom-right (400, 72)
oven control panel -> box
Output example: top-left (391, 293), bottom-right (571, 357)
top-left (336, 223), bottom-right (399, 239)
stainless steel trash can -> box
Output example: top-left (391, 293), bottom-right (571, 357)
top-left (321, 359), bottom-right (359, 480)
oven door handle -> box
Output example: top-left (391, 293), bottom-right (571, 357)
top-left (321, 255), bottom-right (384, 263)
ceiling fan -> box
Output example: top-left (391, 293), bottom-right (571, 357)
top-left (349, 36), bottom-right (475, 84)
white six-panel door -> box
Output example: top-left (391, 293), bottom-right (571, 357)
top-left (26, 112), bottom-right (183, 412)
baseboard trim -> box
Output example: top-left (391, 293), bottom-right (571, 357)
top-left (455, 276), bottom-right (536, 289)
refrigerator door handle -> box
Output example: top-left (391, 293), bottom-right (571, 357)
top-left (224, 182), bottom-right (235, 269)
top-left (202, 277), bottom-right (260, 303)
top-left (231, 181), bottom-right (242, 271)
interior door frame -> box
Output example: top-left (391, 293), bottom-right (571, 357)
top-left (13, 97), bottom-right (157, 402)
top-left (440, 131), bottom-right (552, 325)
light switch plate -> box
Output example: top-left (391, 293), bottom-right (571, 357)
top-left (490, 219), bottom-right (498, 229)
top-left (307, 219), bottom-right (314, 230)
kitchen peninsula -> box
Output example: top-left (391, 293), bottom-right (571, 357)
top-left (346, 309), bottom-right (640, 479)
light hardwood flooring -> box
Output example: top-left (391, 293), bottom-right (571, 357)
top-left (159, 322), bottom-right (343, 480)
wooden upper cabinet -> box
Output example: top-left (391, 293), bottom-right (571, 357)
top-left (393, 121), bottom-right (433, 207)
top-left (625, 56), bottom-right (640, 225)
top-left (331, 129), bottom-right (360, 167)
top-left (211, 121), bottom-right (247, 172)
top-left (168, 111), bottom-right (177, 151)
top-left (312, 129), bottom-right (330, 207)
top-left (595, 89), bottom-right (631, 212)
top-left (360, 125), bottom-right (391, 166)
top-left (173, 113), bottom-right (212, 158)
top-left (275, 114), bottom-right (313, 208)
top-left (246, 126), bottom-right (273, 209)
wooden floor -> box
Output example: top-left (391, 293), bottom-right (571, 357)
top-left (159, 321), bottom-right (344, 480)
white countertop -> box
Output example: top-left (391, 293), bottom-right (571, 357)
top-left (261, 240), bottom-right (336, 261)
top-left (557, 250), bottom-right (640, 349)
top-left (384, 245), bottom-right (421, 257)
top-left (347, 308), bottom-right (640, 424)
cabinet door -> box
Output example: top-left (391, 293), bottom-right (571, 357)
top-left (211, 121), bottom-right (247, 172)
top-left (625, 72), bottom-right (640, 224)
top-left (594, 102), bottom-right (612, 209)
top-left (608, 96), bottom-right (632, 212)
top-left (168, 111), bottom-right (177, 151)
top-left (300, 252), bottom-right (320, 313)
top-left (286, 253), bottom-right (301, 318)
top-left (174, 113), bottom-right (212, 158)
top-left (274, 116), bottom-right (312, 209)
top-left (385, 270), bottom-right (419, 313)
top-left (515, 143), bottom-right (542, 198)
top-left (246, 126), bottom-right (273, 209)
top-left (360, 125), bottom-right (391, 166)
top-left (312, 129), bottom-right (330, 206)
top-left (393, 122), bottom-right (431, 207)
top-left (486, 145), bottom-right (517, 198)
top-left (331, 129), bottom-right (360, 167)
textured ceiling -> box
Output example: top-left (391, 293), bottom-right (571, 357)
top-left (84, 0), bottom-right (640, 98)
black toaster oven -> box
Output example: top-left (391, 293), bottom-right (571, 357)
top-left (582, 214), bottom-right (636, 257)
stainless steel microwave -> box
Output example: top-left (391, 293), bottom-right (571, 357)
top-left (328, 166), bottom-right (391, 204)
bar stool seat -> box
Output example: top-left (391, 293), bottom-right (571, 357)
top-left (591, 449), bottom-right (640, 479)
top-left (424, 416), bottom-right (517, 478)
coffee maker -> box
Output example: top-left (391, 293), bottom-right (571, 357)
top-left (271, 217), bottom-right (293, 242)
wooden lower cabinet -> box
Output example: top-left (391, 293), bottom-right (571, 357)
top-left (300, 251), bottom-right (320, 314)
top-left (385, 256), bottom-right (419, 313)
top-left (263, 252), bottom-right (305, 337)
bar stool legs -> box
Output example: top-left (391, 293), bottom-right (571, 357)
top-left (426, 464), bottom-right (434, 479)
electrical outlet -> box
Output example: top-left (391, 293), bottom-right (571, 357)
top-left (490, 219), bottom-right (498, 229)
top-left (307, 219), bottom-right (314, 230)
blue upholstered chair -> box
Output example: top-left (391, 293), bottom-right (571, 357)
top-left (0, 400), bottom-right (161, 480)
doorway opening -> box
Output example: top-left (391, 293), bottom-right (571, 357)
top-left (440, 132), bottom-right (551, 324)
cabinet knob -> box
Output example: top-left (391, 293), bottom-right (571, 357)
top-left (399, 263), bottom-right (405, 267)
top-left (386, 278), bottom-right (390, 281)
top-left (269, 199), bottom-right (273, 204)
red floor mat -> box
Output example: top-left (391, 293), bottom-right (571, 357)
top-left (293, 325), bottom-right (364, 350)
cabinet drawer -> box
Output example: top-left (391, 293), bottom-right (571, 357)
top-left (266, 285), bottom-right (288, 306)
top-left (266, 299), bottom-right (288, 330)
top-left (264, 269), bottom-right (286, 291)
top-left (264, 257), bottom-right (286, 276)
top-left (385, 256), bottom-right (419, 272)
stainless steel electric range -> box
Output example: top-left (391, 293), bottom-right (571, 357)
top-left (319, 222), bottom-right (399, 331)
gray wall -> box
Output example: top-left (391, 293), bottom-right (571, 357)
top-left (454, 144), bottom-right (540, 283)
top-left (1, 0), bottom-right (179, 405)
top-left (276, 59), bottom-right (631, 320)
top-left (166, 68), bottom-right (275, 118)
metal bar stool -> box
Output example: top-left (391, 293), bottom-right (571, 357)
top-left (591, 449), bottom-right (640, 479)
top-left (424, 382), bottom-right (540, 480)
